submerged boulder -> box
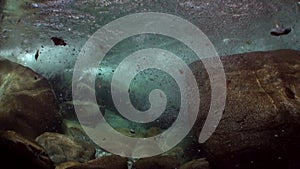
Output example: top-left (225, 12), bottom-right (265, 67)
top-left (0, 57), bottom-right (62, 139)
top-left (133, 155), bottom-right (181, 169)
top-left (66, 155), bottom-right (128, 169)
top-left (191, 49), bottom-right (300, 169)
top-left (0, 130), bottom-right (54, 169)
top-left (36, 132), bottom-right (95, 164)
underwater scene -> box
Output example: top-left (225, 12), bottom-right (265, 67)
top-left (0, 0), bottom-right (300, 169)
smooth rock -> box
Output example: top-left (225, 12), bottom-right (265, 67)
top-left (0, 57), bottom-right (62, 139)
top-left (0, 130), bottom-right (54, 169)
top-left (55, 162), bottom-right (80, 169)
top-left (36, 132), bottom-right (95, 164)
top-left (134, 155), bottom-right (181, 169)
top-left (66, 155), bottom-right (128, 169)
top-left (190, 49), bottom-right (300, 169)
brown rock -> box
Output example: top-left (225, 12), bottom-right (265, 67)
top-left (134, 155), bottom-right (181, 169)
top-left (179, 158), bottom-right (210, 169)
top-left (36, 132), bottom-right (95, 164)
top-left (190, 49), bottom-right (300, 169)
top-left (55, 162), bottom-right (80, 169)
top-left (67, 155), bottom-right (128, 169)
top-left (0, 130), bottom-right (54, 169)
top-left (0, 57), bottom-right (62, 139)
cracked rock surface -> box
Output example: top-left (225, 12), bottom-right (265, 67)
top-left (191, 49), bottom-right (300, 169)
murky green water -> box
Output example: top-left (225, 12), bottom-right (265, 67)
top-left (0, 0), bottom-right (299, 169)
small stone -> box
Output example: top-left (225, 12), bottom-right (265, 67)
top-left (31, 3), bottom-right (39, 8)
top-left (130, 129), bottom-right (135, 134)
top-left (115, 128), bottom-right (145, 138)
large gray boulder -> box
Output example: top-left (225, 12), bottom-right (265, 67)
top-left (191, 49), bottom-right (300, 169)
top-left (0, 57), bottom-right (62, 139)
